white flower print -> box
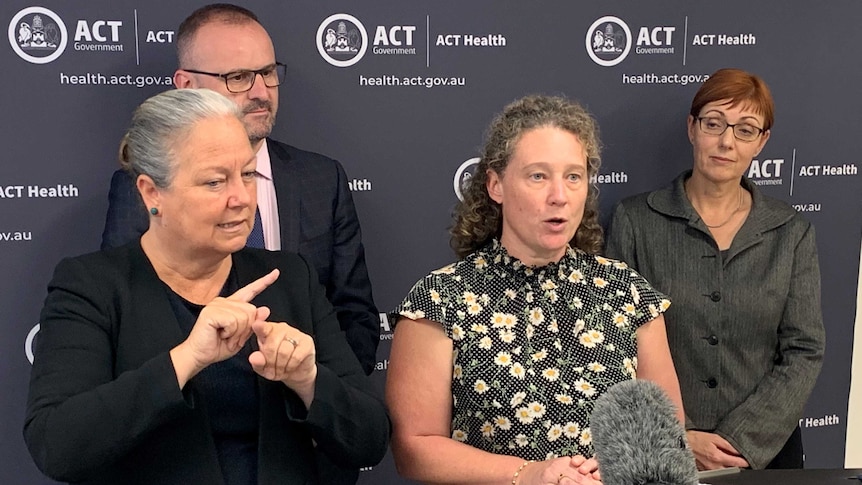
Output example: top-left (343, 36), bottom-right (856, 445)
top-left (494, 352), bottom-right (512, 366)
top-left (564, 422), bottom-right (581, 438)
top-left (453, 364), bottom-right (463, 379)
top-left (622, 302), bottom-right (636, 315)
top-left (401, 309), bottom-right (425, 320)
top-left (574, 319), bottom-right (586, 333)
top-left (451, 323), bottom-right (465, 341)
top-left (478, 336), bottom-right (493, 349)
top-left (526, 324), bottom-right (535, 339)
top-left (568, 269), bottom-right (584, 284)
top-left (573, 379), bottom-right (596, 397)
top-left (474, 379), bottom-right (489, 394)
top-left (510, 391), bottom-right (527, 407)
top-left (462, 291), bottom-right (478, 305)
top-left (595, 256), bottom-right (611, 265)
top-left (587, 362), bottom-right (606, 373)
top-left (504, 289), bottom-right (517, 300)
top-left (623, 357), bottom-right (637, 377)
top-left (525, 291), bottom-right (534, 303)
top-left (529, 307), bottom-right (545, 325)
top-left (480, 294), bottom-right (490, 305)
top-left (572, 296), bottom-right (583, 308)
top-left (531, 348), bottom-right (548, 361)
top-left (660, 299), bottom-right (671, 311)
top-left (481, 421), bottom-right (494, 437)
top-left (510, 362), bottom-right (526, 379)
top-left (471, 322), bottom-right (488, 334)
top-left (612, 312), bottom-right (628, 328)
top-left (547, 291), bottom-right (558, 302)
top-left (630, 282), bottom-right (640, 305)
top-left (614, 261), bottom-right (628, 270)
top-left (555, 394), bottom-right (573, 405)
top-left (429, 289), bottom-right (441, 304)
top-left (579, 329), bottom-right (604, 348)
top-left (605, 343), bottom-right (616, 351)
top-left (542, 368), bottom-right (560, 381)
top-left (515, 434), bottom-right (529, 447)
top-left (547, 424), bottom-right (563, 442)
top-left (499, 329), bottom-right (516, 344)
top-left (527, 401), bottom-right (546, 418)
top-left (648, 304), bottom-right (659, 318)
top-left (593, 277), bottom-right (608, 288)
top-left (495, 416), bottom-right (512, 430)
top-left (579, 428), bottom-right (592, 446)
top-left (431, 264), bottom-right (456, 274)
top-left (452, 429), bottom-right (467, 441)
top-left (515, 406), bottom-right (534, 424)
top-left (466, 302), bottom-right (483, 316)
top-left (541, 279), bottom-right (557, 290)
top-left (547, 319), bottom-right (559, 333)
top-left (474, 256), bottom-right (488, 269)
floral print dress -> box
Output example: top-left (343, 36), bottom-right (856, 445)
top-left (394, 239), bottom-right (671, 460)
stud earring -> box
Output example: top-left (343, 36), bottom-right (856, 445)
top-left (150, 207), bottom-right (159, 215)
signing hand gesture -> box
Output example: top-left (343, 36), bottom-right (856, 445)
top-left (248, 319), bottom-right (318, 408)
top-left (170, 269), bottom-right (279, 388)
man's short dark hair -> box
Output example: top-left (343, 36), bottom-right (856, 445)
top-left (176, 4), bottom-right (260, 67)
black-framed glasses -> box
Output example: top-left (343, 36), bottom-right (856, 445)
top-left (182, 62), bottom-right (286, 93)
top-left (697, 116), bottom-right (764, 142)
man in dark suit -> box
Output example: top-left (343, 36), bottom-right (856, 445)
top-left (101, 4), bottom-right (379, 375)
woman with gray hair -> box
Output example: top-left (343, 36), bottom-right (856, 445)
top-left (24, 88), bottom-right (389, 484)
top-left (386, 95), bottom-right (683, 485)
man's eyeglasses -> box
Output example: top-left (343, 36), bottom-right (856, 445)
top-left (697, 116), bottom-right (765, 142)
top-left (183, 62), bottom-right (286, 93)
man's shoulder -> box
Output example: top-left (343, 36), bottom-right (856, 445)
top-left (267, 138), bottom-right (343, 169)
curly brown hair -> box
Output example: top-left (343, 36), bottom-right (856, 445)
top-left (450, 95), bottom-right (603, 258)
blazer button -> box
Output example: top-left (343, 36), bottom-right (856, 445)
top-left (707, 335), bottom-right (719, 345)
top-left (706, 377), bottom-right (718, 388)
top-left (710, 291), bottom-right (722, 302)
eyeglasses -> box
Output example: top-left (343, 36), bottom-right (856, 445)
top-left (697, 116), bottom-right (764, 142)
top-left (182, 62), bottom-right (286, 93)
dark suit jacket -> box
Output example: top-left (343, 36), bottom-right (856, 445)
top-left (24, 245), bottom-right (390, 484)
top-left (101, 139), bottom-right (380, 374)
top-left (605, 171), bottom-right (825, 469)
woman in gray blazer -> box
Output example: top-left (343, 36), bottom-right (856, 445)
top-left (605, 68), bottom-right (824, 471)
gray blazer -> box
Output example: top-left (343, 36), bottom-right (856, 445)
top-left (605, 171), bottom-right (825, 469)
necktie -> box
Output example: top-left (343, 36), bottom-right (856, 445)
top-left (246, 208), bottom-right (265, 249)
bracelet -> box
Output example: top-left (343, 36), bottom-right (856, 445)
top-left (511, 460), bottom-right (535, 485)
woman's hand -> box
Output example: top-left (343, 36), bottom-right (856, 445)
top-left (170, 269), bottom-right (279, 388)
top-left (517, 456), bottom-right (603, 484)
top-left (248, 320), bottom-right (318, 408)
top-left (686, 430), bottom-right (750, 470)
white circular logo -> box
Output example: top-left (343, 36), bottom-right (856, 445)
top-left (25, 323), bottom-right (40, 364)
top-left (316, 13), bottom-right (367, 68)
top-left (585, 16), bottom-right (631, 67)
top-left (454, 157), bottom-right (480, 201)
top-left (8, 7), bottom-right (68, 64)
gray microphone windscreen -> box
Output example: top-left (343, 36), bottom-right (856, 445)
top-left (591, 380), bottom-right (698, 485)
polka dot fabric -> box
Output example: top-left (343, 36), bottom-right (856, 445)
top-left (394, 239), bottom-right (670, 459)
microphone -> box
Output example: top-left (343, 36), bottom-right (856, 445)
top-left (591, 380), bottom-right (698, 485)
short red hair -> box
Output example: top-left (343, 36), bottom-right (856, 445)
top-left (690, 68), bottom-right (774, 131)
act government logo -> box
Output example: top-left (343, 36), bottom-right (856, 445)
top-left (9, 6), bottom-right (68, 64)
top-left (454, 158), bottom-right (480, 201)
top-left (586, 16), bottom-right (631, 67)
top-left (317, 13), bottom-right (368, 67)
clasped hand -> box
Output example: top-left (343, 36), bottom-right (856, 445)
top-left (172, 269), bottom-right (317, 400)
top-left (519, 456), bottom-right (602, 484)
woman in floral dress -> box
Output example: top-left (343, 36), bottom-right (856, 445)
top-left (386, 95), bottom-right (684, 485)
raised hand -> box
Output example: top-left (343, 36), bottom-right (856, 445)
top-left (170, 269), bottom-right (279, 388)
top-left (248, 319), bottom-right (318, 408)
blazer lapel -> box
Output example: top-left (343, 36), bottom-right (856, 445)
top-left (268, 139), bottom-right (301, 253)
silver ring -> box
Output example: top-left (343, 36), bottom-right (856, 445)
top-left (285, 337), bottom-right (298, 347)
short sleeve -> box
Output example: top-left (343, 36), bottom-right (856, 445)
top-left (391, 264), bottom-right (459, 339)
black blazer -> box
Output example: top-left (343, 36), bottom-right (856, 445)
top-left (24, 245), bottom-right (390, 484)
top-left (100, 139), bottom-right (380, 374)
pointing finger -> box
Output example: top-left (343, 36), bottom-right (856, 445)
top-left (229, 269), bottom-right (279, 303)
